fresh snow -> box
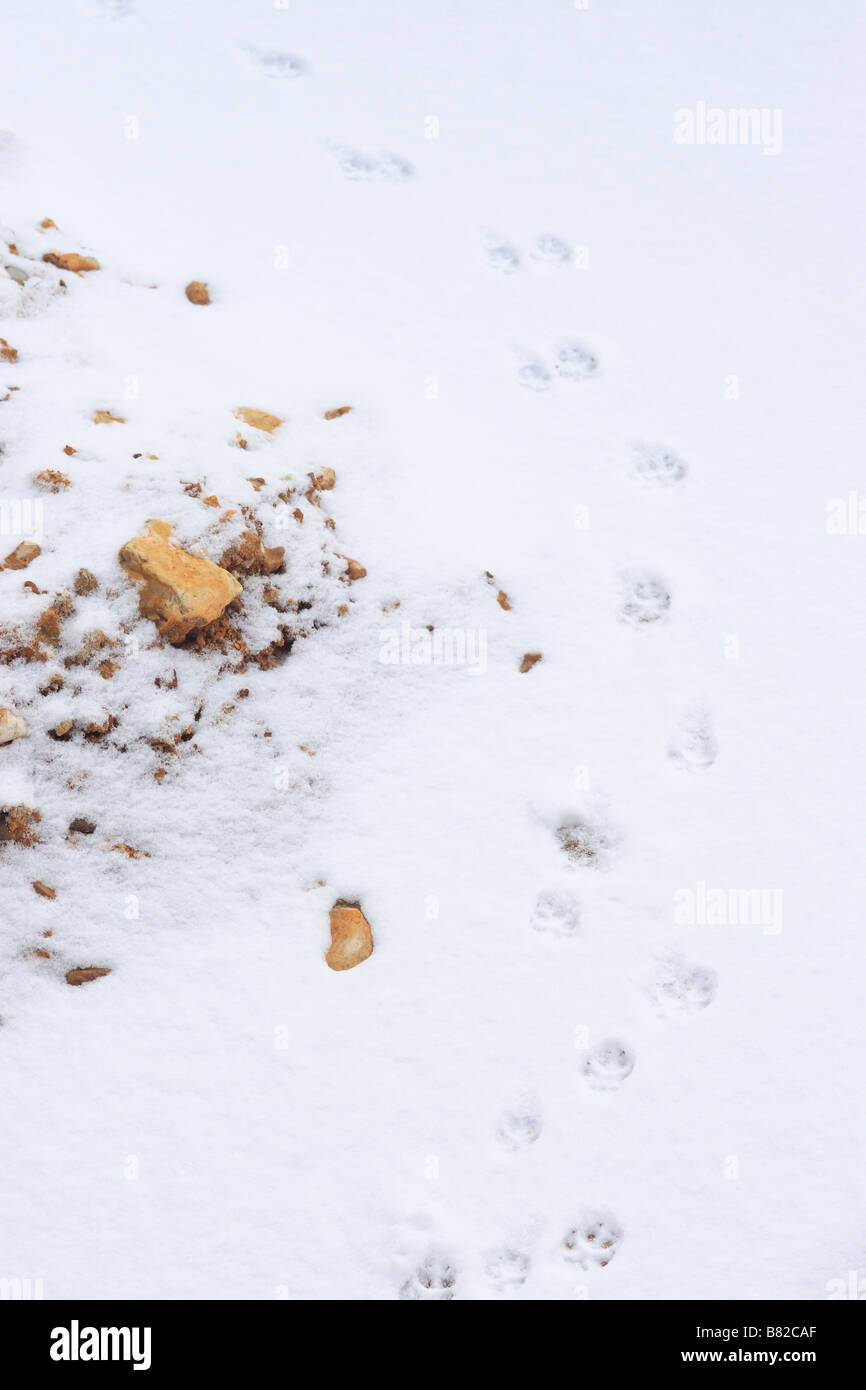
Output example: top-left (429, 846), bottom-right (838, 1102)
top-left (0, 0), bottom-right (864, 1301)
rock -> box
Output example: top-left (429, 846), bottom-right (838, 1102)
top-left (340, 556), bottom-right (367, 583)
top-left (40, 218), bottom-right (57, 229)
top-left (33, 469), bottom-right (70, 492)
top-left (307, 467), bottom-right (336, 492)
top-left (2, 541), bottom-right (40, 570)
top-left (323, 405), bottom-right (352, 420)
top-left (519, 652), bottom-right (542, 673)
top-left (0, 805), bottom-right (41, 845)
top-left (5, 264), bottom-right (29, 285)
top-left (0, 337), bottom-right (18, 363)
top-left (33, 880), bottom-right (56, 899)
top-left (73, 568), bottom-right (98, 595)
top-left (69, 818), bottom-right (96, 835)
top-left (219, 530), bottom-right (284, 577)
top-left (235, 407), bottom-right (283, 434)
top-left (49, 720), bottom-right (74, 740)
top-left (326, 900), bottom-right (374, 971)
top-left (0, 708), bottom-right (28, 743)
top-left (63, 444), bottom-right (77, 456)
top-left (42, 251), bottom-right (100, 272)
top-left (93, 410), bottom-right (125, 424)
top-left (66, 966), bottom-right (110, 986)
top-left (185, 280), bottom-right (211, 305)
top-left (497, 589), bottom-right (512, 611)
top-left (119, 519), bottom-right (243, 644)
top-left (37, 607), bottom-right (62, 645)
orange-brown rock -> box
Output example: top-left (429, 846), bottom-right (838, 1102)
top-left (307, 467), bottom-right (336, 492)
top-left (323, 405), bottom-right (352, 420)
top-left (63, 444), bottom-right (77, 456)
top-left (33, 880), bottom-right (56, 899)
top-left (37, 607), bottom-right (62, 645)
top-left (0, 708), bottom-right (28, 743)
top-left (0, 337), bottom-right (18, 363)
top-left (326, 900), bottom-right (374, 971)
top-left (497, 590), bottom-right (512, 611)
top-left (93, 410), bottom-right (125, 424)
top-left (119, 519), bottom-right (243, 644)
top-left (185, 280), bottom-right (210, 305)
top-left (66, 966), bottom-right (111, 986)
top-left (519, 652), bottom-right (542, 673)
top-left (339, 556), bottom-right (367, 583)
top-left (235, 407), bottom-right (283, 434)
top-left (40, 218), bottom-right (57, 230)
top-left (219, 530), bottom-right (284, 577)
top-left (0, 804), bottom-right (41, 845)
top-left (43, 251), bottom-right (100, 273)
top-left (73, 568), bottom-right (98, 596)
top-left (3, 541), bottom-right (40, 570)
top-left (34, 470), bottom-right (70, 493)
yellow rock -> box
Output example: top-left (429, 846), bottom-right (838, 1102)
top-left (236, 407), bottom-right (283, 434)
top-left (326, 900), bottom-right (374, 971)
top-left (119, 519), bottom-right (242, 645)
top-left (0, 708), bottom-right (28, 744)
top-left (42, 251), bottom-right (100, 273)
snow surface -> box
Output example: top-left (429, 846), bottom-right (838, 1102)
top-left (1, 0), bottom-right (864, 1300)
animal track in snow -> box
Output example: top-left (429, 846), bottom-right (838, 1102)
top-left (93, 0), bottom-right (135, 16)
top-left (516, 359), bottom-right (555, 392)
top-left (399, 1252), bottom-right (457, 1300)
top-left (632, 442), bottom-right (688, 487)
top-left (554, 338), bottom-right (599, 381)
top-left (530, 889), bottom-right (580, 937)
top-left (485, 1245), bottom-right (531, 1291)
top-left (496, 1102), bottom-right (543, 1152)
top-left (244, 47), bottom-right (307, 80)
top-left (582, 1038), bottom-right (635, 1090)
top-left (668, 707), bottom-right (717, 770)
top-left (333, 146), bottom-right (414, 182)
top-left (482, 233), bottom-right (521, 274)
top-left (556, 815), bottom-right (619, 869)
top-left (562, 1212), bottom-right (624, 1268)
top-left (619, 572), bottom-right (671, 626)
top-left (531, 233), bottom-right (573, 266)
top-left (650, 955), bottom-right (717, 1018)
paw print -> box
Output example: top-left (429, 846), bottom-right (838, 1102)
top-left (562, 1213), bottom-right (623, 1268)
top-left (619, 572), bottom-right (671, 626)
top-left (669, 708), bottom-right (717, 770)
top-left (334, 147), bottom-right (413, 182)
top-left (245, 48), bottom-right (307, 80)
top-left (496, 1104), bottom-right (543, 1152)
top-left (556, 816), bottom-right (618, 868)
top-left (582, 1038), bottom-right (635, 1090)
top-left (632, 443), bottom-right (688, 486)
top-left (554, 338), bottom-right (599, 381)
top-left (651, 955), bottom-right (717, 1017)
top-left (530, 889), bottom-right (580, 937)
top-left (517, 360), bottom-right (555, 392)
top-left (485, 1246), bottom-right (531, 1291)
top-left (483, 234), bottom-right (521, 274)
top-left (532, 233), bottom-right (573, 266)
top-left (399, 1253), bottom-right (457, 1300)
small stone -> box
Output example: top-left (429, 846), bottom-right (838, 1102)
top-left (5, 264), bottom-right (29, 285)
top-left (326, 900), bottom-right (374, 971)
top-left (37, 607), bottom-right (62, 645)
top-left (307, 467), bottom-right (336, 492)
top-left (34, 470), bottom-right (70, 492)
top-left (497, 590), bottom-right (512, 611)
top-left (73, 568), bottom-right (98, 595)
top-left (93, 410), bottom-right (125, 424)
top-left (0, 337), bottom-right (18, 363)
top-left (185, 280), bottom-right (211, 305)
top-left (0, 805), bottom-right (41, 845)
top-left (66, 966), bottom-right (111, 986)
top-left (119, 519), bottom-right (243, 644)
top-left (202, 494), bottom-right (220, 508)
top-left (247, 477), bottom-right (266, 492)
top-left (69, 817), bottom-right (96, 835)
top-left (220, 530), bottom-right (284, 577)
top-left (3, 541), bottom-right (40, 570)
top-left (0, 708), bottom-right (28, 743)
top-left (519, 652), bottom-right (542, 673)
top-left (49, 720), bottom-right (74, 740)
top-left (33, 880), bottom-right (56, 899)
top-left (340, 557), bottom-right (367, 583)
top-left (323, 405), bottom-right (352, 420)
top-left (63, 445), bottom-right (77, 456)
top-left (235, 407), bottom-right (283, 434)
top-left (40, 218), bottom-right (57, 229)
top-left (43, 251), bottom-right (100, 272)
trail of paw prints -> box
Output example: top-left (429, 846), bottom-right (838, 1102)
top-left (332, 146), bottom-right (414, 182)
top-left (530, 888), bottom-right (580, 937)
top-left (561, 1211), bottom-right (624, 1269)
top-left (517, 338), bottom-right (599, 392)
top-left (482, 230), bottom-right (574, 273)
top-left (632, 442), bottom-right (688, 487)
top-left (619, 570), bottom-right (671, 626)
top-left (649, 954), bottom-right (717, 1019)
top-left (581, 1038), bottom-right (635, 1091)
top-left (495, 1098), bottom-right (543, 1152)
top-left (668, 707), bottom-right (717, 770)
top-left (399, 1251), bottom-right (458, 1300)
top-left (242, 46), bottom-right (307, 80)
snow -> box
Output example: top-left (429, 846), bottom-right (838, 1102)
top-left (0, 0), bottom-right (864, 1301)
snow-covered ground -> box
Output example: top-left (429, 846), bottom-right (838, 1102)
top-left (1, 0), bottom-right (864, 1301)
